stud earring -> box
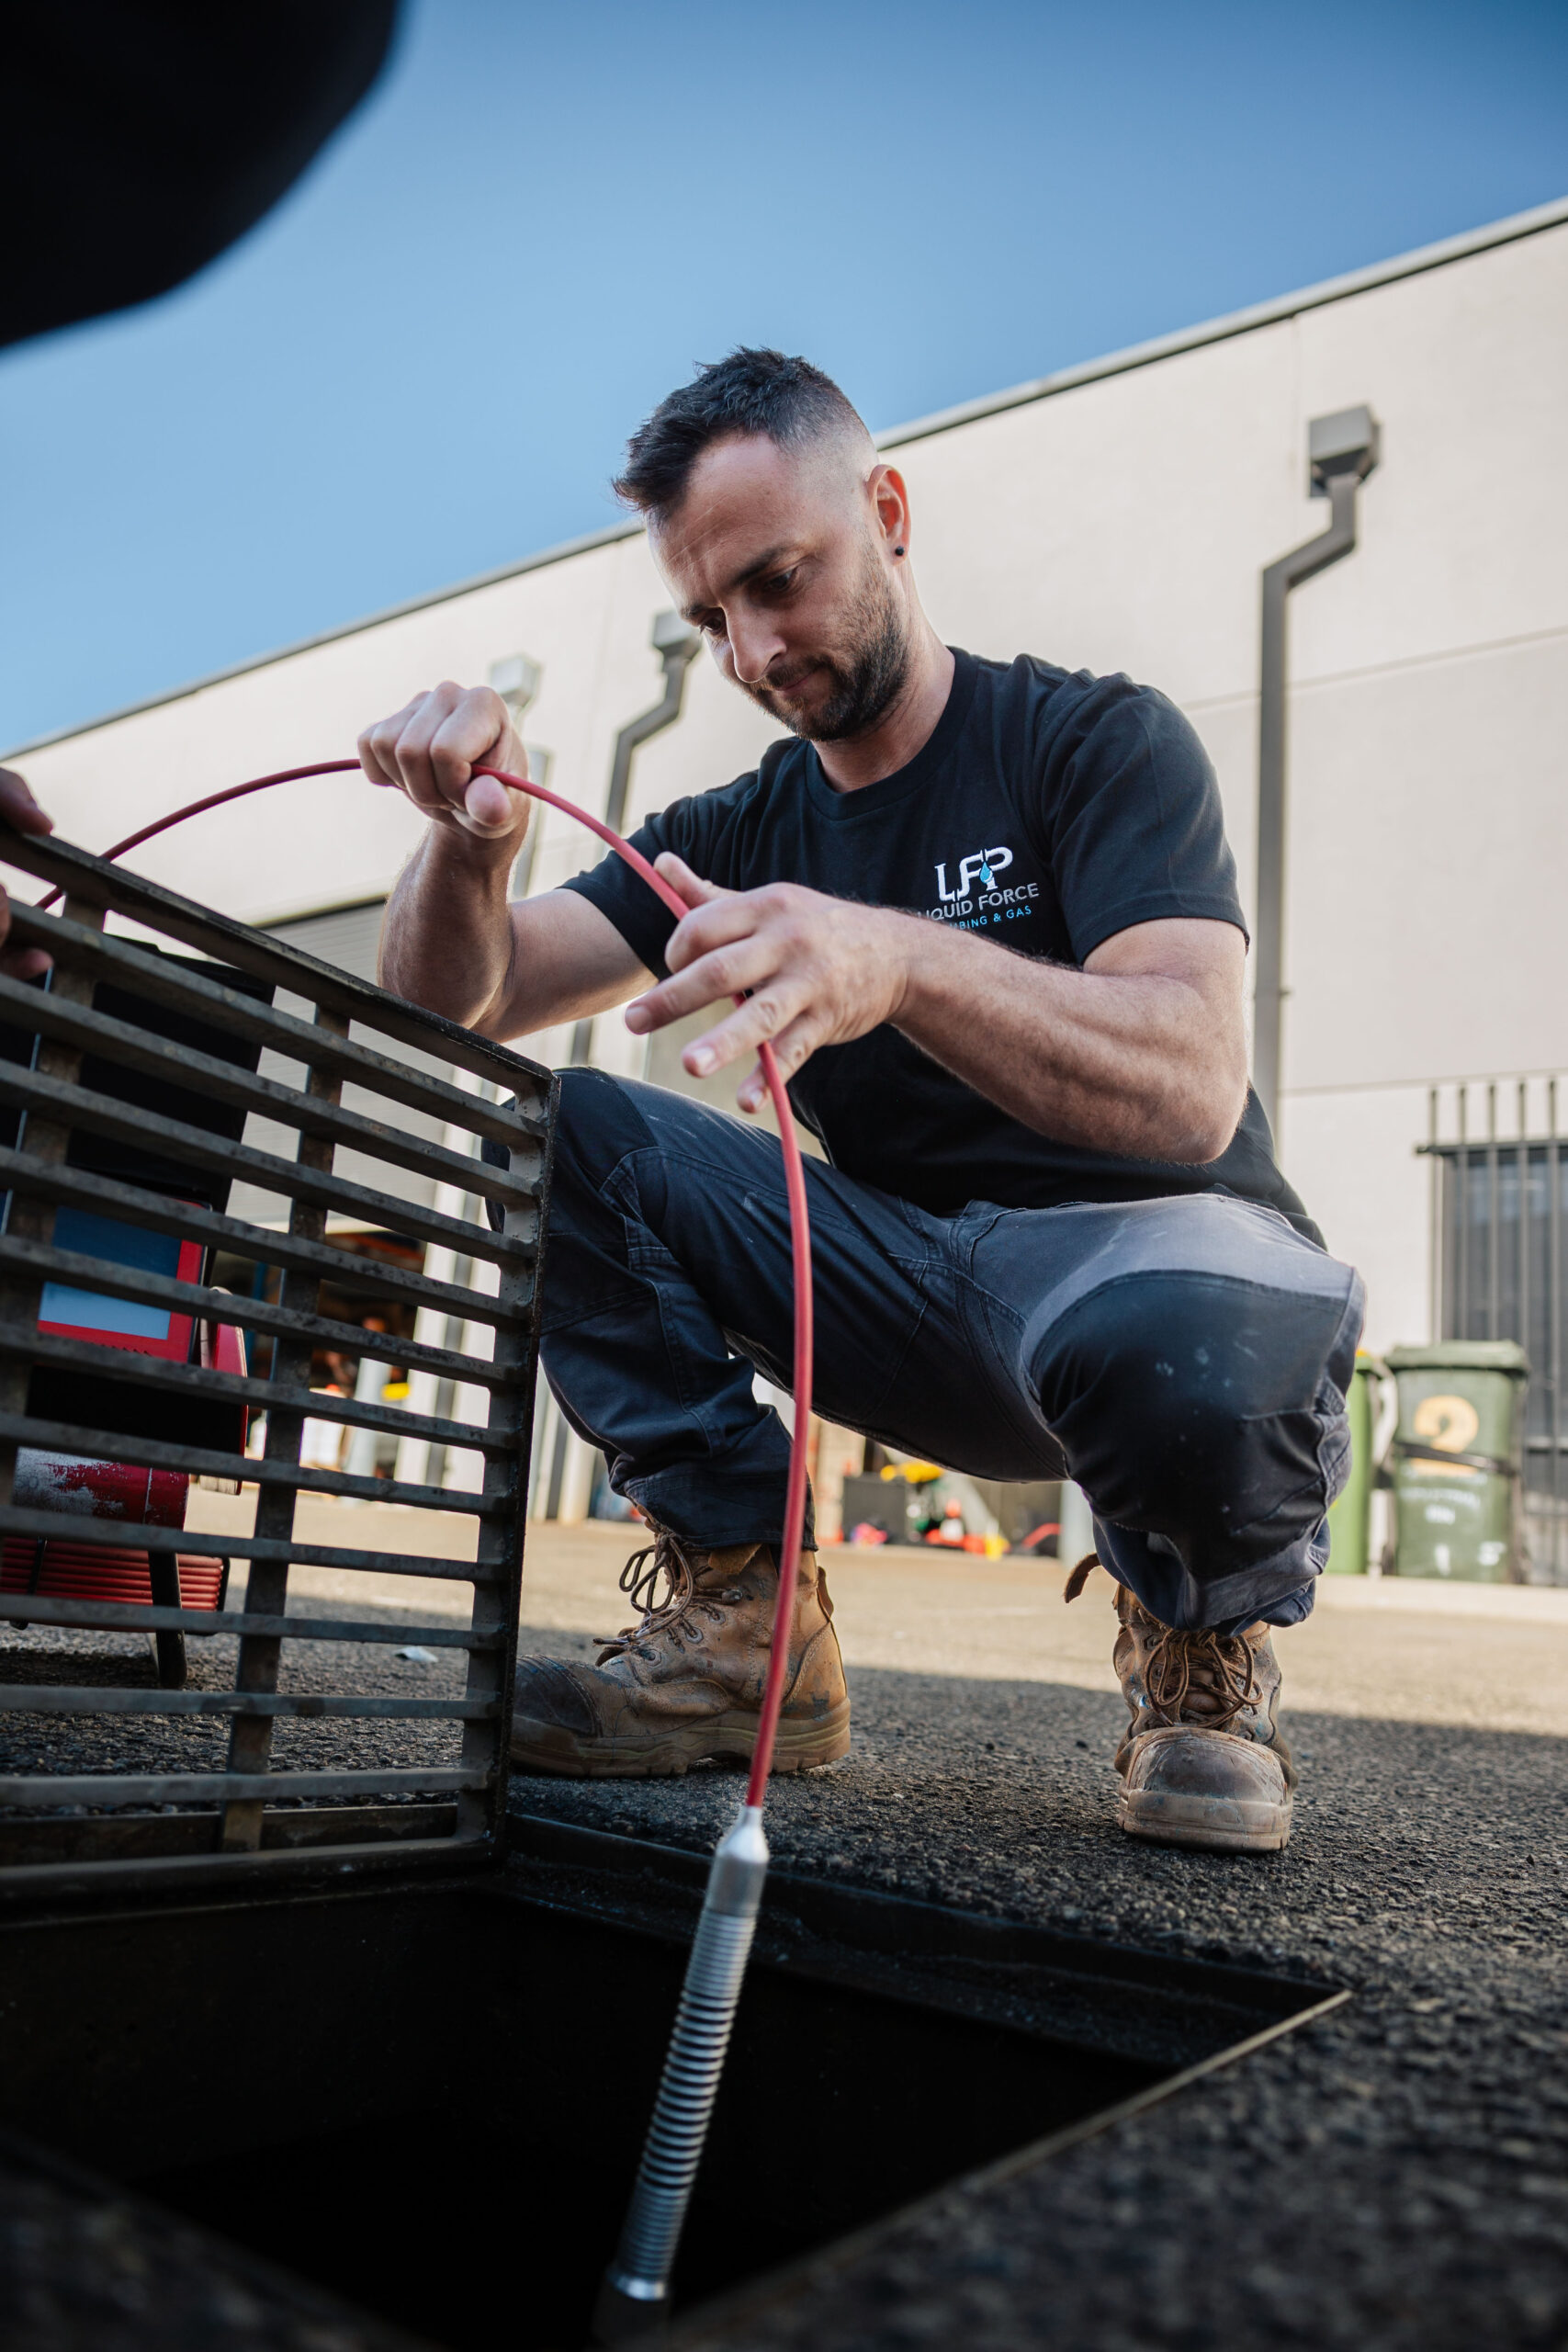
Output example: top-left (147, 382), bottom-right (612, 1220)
top-left (893, 544), bottom-right (905, 557)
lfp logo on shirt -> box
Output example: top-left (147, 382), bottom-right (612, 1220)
top-left (927, 844), bottom-right (1040, 931)
top-left (934, 845), bottom-right (1012, 901)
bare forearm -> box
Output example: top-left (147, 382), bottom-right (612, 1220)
top-left (886, 915), bottom-right (1247, 1162)
top-left (379, 828), bottom-right (516, 1032)
top-left (627, 868), bottom-right (1249, 1157)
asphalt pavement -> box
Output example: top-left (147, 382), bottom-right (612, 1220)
top-left (2, 1507), bottom-right (1565, 2350)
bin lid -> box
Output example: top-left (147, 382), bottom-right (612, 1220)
top-left (1385, 1340), bottom-right (1529, 1376)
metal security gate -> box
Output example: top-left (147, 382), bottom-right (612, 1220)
top-left (0, 820), bottom-right (555, 1891)
top-left (1423, 1078), bottom-right (1568, 1579)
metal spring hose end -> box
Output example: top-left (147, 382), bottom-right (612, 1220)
top-left (592, 1805), bottom-right (772, 2343)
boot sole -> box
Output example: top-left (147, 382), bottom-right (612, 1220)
top-left (510, 1698), bottom-right (852, 1780)
top-left (1118, 1787), bottom-right (1293, 1854)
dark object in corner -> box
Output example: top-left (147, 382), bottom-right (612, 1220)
top-left (0, 3), bottom-right (398, 351)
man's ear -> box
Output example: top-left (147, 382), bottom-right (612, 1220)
top-left (867, 463), bottom-right (911, 558)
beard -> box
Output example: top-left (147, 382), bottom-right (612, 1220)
top-left (744, 550), bottom-right (911, 743)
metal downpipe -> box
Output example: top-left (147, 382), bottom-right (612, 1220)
top-left (1252, 409), bottom-right (1379, 1138)
top-left (569, 616), bottom-right (700, 1069)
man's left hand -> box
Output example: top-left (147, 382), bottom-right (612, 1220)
top-left (623, 854), bottom-right (912, 1114)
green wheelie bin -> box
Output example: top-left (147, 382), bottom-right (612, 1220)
top-left (1325, 1352), bottom-right (1386, 1574)
top-left (1386, 1340), bottom-right (1529, 1581)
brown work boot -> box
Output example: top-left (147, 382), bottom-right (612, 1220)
top-left (1066, 1555), bottom-right (1295, 1852)
top-left (510, 1526), bottom-right (851, 1778)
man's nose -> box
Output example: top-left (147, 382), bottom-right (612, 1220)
top-left (726, 609), bottom-right (787, 687)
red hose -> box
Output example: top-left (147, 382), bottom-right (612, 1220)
top-left (35, 763), bottom-right (362, 908)
top-left (49, 755), bottom-right (814, 1805)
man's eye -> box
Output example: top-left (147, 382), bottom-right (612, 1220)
top-left (764, 570), bottom-right (796, 597)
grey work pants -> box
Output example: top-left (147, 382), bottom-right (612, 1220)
top-left (530, 1070), bottom-right (1365, 1634)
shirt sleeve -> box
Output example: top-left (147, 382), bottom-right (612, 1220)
top-left (1037, 673), bottom-right (1247, 964)
top-left (557, 795), bottom-right (705, 978)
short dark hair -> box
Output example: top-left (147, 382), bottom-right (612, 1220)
top-left (614, 347), bottom-right (868, 523)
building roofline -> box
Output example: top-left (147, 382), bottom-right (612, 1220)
top-left (12, 191), bottom-right (1566, 762)
top-left (5, 515), bottom-right (643, 759)
top-left (876, 191), bottom-right (1568, 451)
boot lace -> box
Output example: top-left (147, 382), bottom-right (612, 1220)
top-left (593, 1530), bottom-right (740, 1665)
top-left (1140, 1618), bottom-right (1258, 1732)
top-left (1062, 1554), bottom-right (1258, 1733)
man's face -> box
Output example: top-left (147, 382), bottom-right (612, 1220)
top-left (652, 434), bottom-right (910, 742)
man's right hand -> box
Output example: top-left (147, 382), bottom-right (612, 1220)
top-left (357, 683), bottom-right (532, 846)
top-left (366, 678), bottom-right (649, 1043)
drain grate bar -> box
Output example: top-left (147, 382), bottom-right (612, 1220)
top-left (0, 1768), bottom-right (489, 1808)
top-left (0, 1064), bottom-right (536, 1262)
top-left (0, 1412), bottom-right (505, 1514)
top-left (0, 967), bottom-right (541, 1208)
top-left (0, 1506), bottom-right (507, 1578)
top-left (0, 830), bottom-right (546, 1084)
top-left (0, 817), bottom-right (556, 1893)
top-left (0, 1251), bottom-right (525, 1381)
top-left (0, 1334), bottom-right (513, 1452)
top-left (0, 1148), bottom-right (518, 1324)
top-left (1, 1594), bottom-right (498, 1645)
top-left (8, 901), bottom-right (549, 1144)
top-left (0, 1688), bottom-right (497, 1718)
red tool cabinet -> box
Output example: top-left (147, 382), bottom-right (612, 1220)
top-left (1, 958), bottom-right (268, 1685)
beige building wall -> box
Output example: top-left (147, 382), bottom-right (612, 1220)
top-left (11, 196), bottom-right (1567, 1497)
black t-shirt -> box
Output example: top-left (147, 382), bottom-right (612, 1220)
top-left (562, 649), bottom-right (1318, 1242)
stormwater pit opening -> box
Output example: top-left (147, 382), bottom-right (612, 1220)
top-left (0, 1816), bottom-right (1345, 2352)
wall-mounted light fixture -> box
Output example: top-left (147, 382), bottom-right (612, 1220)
top-left (487, 650), bottom-right (541, 718)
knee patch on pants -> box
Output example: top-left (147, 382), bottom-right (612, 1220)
top-left (1037, 1268), bottom-right (1358, 1574)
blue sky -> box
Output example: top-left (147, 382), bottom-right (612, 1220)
top-left (1, 0), bottom-right (1563, 752)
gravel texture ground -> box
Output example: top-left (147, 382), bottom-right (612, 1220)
top-left (3, 1515), bottom-right (1566, 2348)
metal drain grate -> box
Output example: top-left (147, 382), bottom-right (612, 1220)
top-left (0, 820), bottom-right (555, 1894)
